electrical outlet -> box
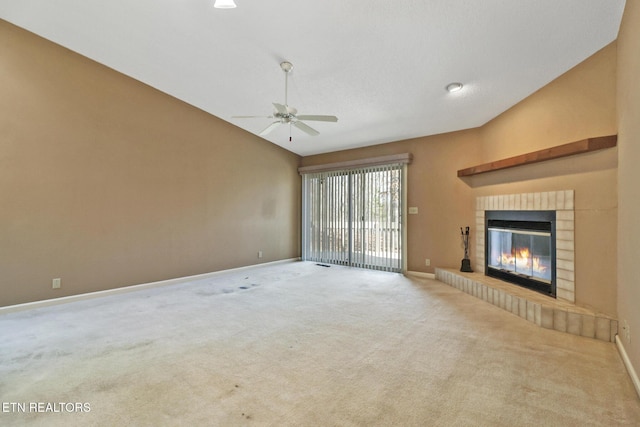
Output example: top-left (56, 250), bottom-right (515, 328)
top-left (52, 278), bottom-right (61, 289)
top-left (425, 258), bottom-right (431, 266)
top-left (258, 251), bottom-right (263, 259)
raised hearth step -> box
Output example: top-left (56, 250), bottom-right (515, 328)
top-left (435, 268), bottom-right (617, 342)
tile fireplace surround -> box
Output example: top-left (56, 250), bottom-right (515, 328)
top-left (435, 191), bottom-right (618, 342)
top-left (476, 190), bottom-right (575, 303)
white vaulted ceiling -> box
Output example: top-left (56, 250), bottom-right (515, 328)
top-left (0, 0), bottom-right (626, 156)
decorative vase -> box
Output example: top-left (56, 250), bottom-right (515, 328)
top-left (460, 226), bottom-right (474, 273)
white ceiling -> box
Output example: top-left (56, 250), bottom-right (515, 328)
top-left (0, 0), bottom-right (626, 156)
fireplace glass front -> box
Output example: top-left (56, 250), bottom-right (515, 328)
top-left (487, 228), bottom-right (552, 282)
top-left (485, 211), bottom-right (556, 297)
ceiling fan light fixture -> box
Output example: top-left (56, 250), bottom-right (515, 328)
top-left (446, 82), bottom-right (464, 93)
top-left (214, 0), bottom-right (236, 8)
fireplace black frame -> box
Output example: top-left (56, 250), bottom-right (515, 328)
top-left (485, 210), bottom-right (556, 298)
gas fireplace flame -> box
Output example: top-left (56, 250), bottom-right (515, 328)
top-left (498, 247), bottom-right (548, 274)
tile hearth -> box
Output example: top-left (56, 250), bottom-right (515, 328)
top-left (435, 268), bottom-right (617, 342)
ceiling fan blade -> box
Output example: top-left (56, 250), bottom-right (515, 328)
top-left (272, 103), bottom-right (288, 115)
top-left (296, 115), bottom-right (338, 122)
top-left (293, 120), bottom-right (320, 136)
top-left (232, 115), bottom-right (274, 119)
top-left (259, 121), bottom-right (282, 136)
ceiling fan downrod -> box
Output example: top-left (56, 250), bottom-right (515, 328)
top-left (282, 61), bottom-right (294, 141)
top-left (281, 61), bottom-right (293, 107)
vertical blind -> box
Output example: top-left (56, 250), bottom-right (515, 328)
top-left (301, 163), bottom-right (404, 272)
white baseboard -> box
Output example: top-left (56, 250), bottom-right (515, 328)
top-left (616, 335), bottom-right (640, 399)
top-left (0, 258), bottom-right (301, 315)
top-left (405, 271), bottom-right (436, 280)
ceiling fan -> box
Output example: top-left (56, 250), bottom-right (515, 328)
top-left (233, 61), bottom-right (338, 140)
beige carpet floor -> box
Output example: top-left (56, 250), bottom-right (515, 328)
top-left (1, 261), bottom-right (639, 426)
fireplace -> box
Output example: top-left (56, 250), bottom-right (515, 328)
top-left (485, 210), bottom-right (556, 297)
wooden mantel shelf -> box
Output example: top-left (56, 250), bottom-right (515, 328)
top-left (457, 135), bottom-right (617, 177)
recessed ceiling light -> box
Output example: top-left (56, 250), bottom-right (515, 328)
top-left (446, 82), bottom-right (464, 93)
top-left (214, 0), bottom-right (236, 8)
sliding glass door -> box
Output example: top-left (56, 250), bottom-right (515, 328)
top-left (302, 170), bottom-right (351, 266)
top-left (302, 164), bottom-right (403, 272)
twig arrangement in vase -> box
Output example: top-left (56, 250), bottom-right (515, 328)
top-left (460, 226), bottom-right (473, 272)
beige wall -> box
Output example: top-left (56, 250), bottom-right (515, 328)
top-left (617, 0), bottom-right (640, 380)
top-left (0, 21), bottom-right (301, 307)
top-left (479, 42), bottom-right (617, 160)
top-left (475, 42), bottom-right (618, 316)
